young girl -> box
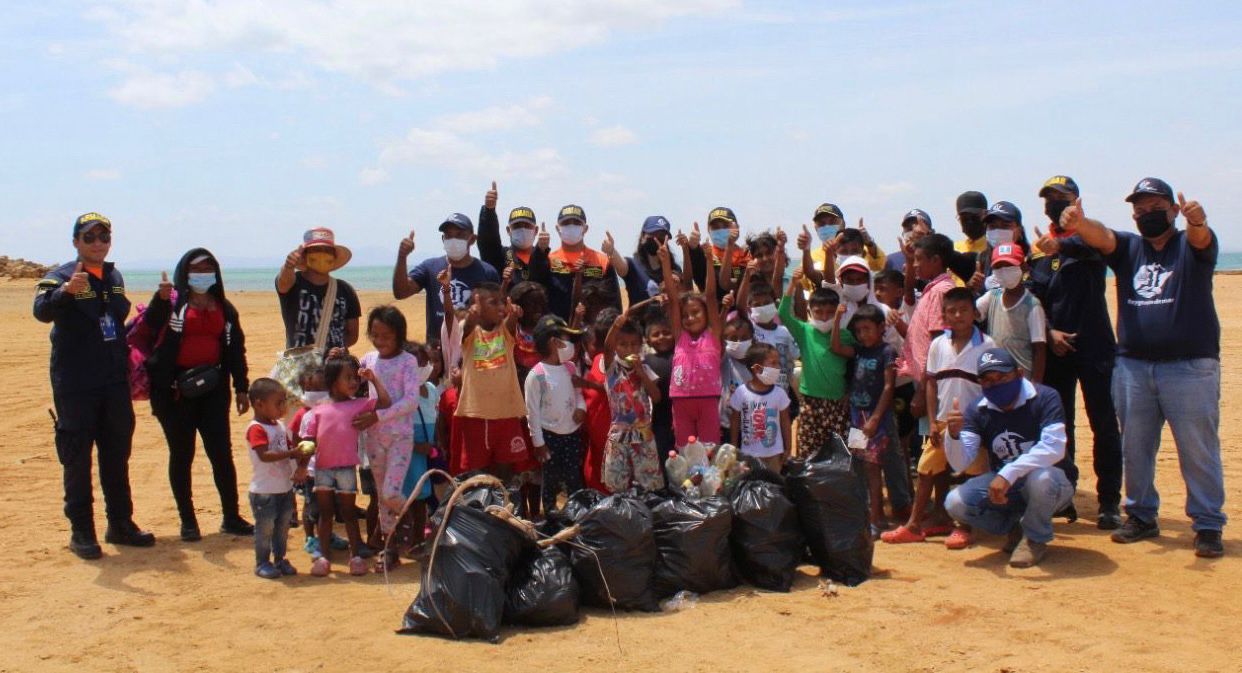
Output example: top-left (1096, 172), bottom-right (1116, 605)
top-left (525, 315), bottom-right (587, 512)
top-left (509, 281), bottom-right (549, 386)
top-left (303, 355), bottom-right (391, 576)
top-left (395, 341), bottom-right (440, 553)
top-left (601, 304), bottom-right (665, 492)
top-left (729, 342), bottom-right (792, 473)
top-left (659, 235), bottom-right (724, 445)
top-left (290, 365), bottom-right (345, 557)
top-left (357, 306), bottom-right (426, 571)
top-left (720, 314), bottom-right (754, 439)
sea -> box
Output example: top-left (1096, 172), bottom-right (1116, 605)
top-left (120, 251), bottom-right (1242, 292)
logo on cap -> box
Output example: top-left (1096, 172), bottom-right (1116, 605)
top-left (558, 205), bottom-right (586, 223)
top-left (509, 207), bottom-right (536, 223)
top-left (708, 207), bottom-right (736, 224)
top-left (980, 351), bottom-right (1002, 366)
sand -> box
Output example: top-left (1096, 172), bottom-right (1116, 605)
top-left (1, 276), bottom-right (1239, 673)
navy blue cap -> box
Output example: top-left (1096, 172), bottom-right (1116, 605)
top-left (707, 206), bottom-right (736, 225)
top-left (508, 206), bottom-right (536, 227)
top-left (641, 215), bottom-right (671, 235)
top-left (438, 212), bottom-right (474, 234)
top-left (557, 204), bottom-right (586, 225)
top-left (813, 203), bottom-right (844, 222)
top-left (1039, 176), bottom-right (1080, 198)
top-left (977, 348), bottom-right (1019, 376)
top-left (955, 191), bottom-right (988, 215)
top-left (983, 201), bottom-right (1022, 225)
top-left (901, 208), bottom-right (932, 228)
top-left (1125, 177), bottom-right (1175, 204)
top-left (73, 212), bottom-right (112, 236)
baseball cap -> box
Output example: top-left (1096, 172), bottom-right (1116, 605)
top-left (557, 204), bottom-right (586, 225)
top-left (642, 215), bottom-right (672, 235)
top-left (813, 203), bottom-right (844, 222)
top-left (508, 207), bottom-right (536, 227)
top-left (977, 348), bottom-right (1019, 376)
top-left (1038, 175), bottom-right (1080, 198)
top-left (901, 208), bottom-right (932, 228)
top-left (73, 212), bottom-right (112, 237)
top-left (991, 243), bottom-right (1025, 267)
top-left (438, 212), bottom-right (475, 234)
top-left (837, 255), bottom-right (870, 277)
top-left (533, 314), bottom-right (584, 349)
top-left (983, 201), bottom-right (1022, 225)
top-left (955, 191), bottom-right (988, 216)
top-left (707, 206), bottom-right (737, 226)
top-left (1124, 177), bottom-right (1175, 204)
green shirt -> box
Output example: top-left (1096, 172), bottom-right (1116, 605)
top-left (779, 296), bottom-right (853, 401)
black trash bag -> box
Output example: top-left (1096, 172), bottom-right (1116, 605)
top-left (783, 436), bottom-right (873, 586)
top-left (400, 488), bottom-right (534, 642)
top-left (727, 463), bottom-right (804, 592)
top-left (561, 488), bottom-right (605, 523)
top-left (566, 492), bottom-right (659, 612)
top-left (650, 493), bottom-right (738, 597)
top-left (504, 546), bottom-right (580, 627)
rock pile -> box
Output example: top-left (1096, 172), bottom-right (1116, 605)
top-left (0, 256), bottom-right (53, 280)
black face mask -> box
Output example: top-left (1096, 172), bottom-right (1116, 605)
top-left (1045, 200), bottom-right (1070, 229)
top-left (960, 215), bottom-right (985, 240)
top-left (641, 237), bottom-right (660, 256)
top-left (1136, 210), bottom-right (1172, 239)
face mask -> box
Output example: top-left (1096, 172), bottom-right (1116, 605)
top-left (982, 376), bottom-right (1024, 408)
top-left (305, 251), bottom-right (335, 274)
top-left (961, 215), bottom-right (985, 241)
top-left (510, 228), bottom-right (535, 250)
top-left (749, 304), bottom-right (777, 325)
top-left (809, 318), bottom-right (833, 333)
top-left (1136, 210), bottom-right (1172, 239)
top-left (187, 272), bottom-right (216, 294)
top-left (816, 224), bottom-right (839, 242)
top-left (993, 266), bottom-right (1023, 290)
top-left (1044, 200), bottom-right (1070, 228)
top-left (709, 229), bottom-right (731, 248)
top-left (641, 237), bottom-right (660, 256)
top-left (725, 339), bottom-right (752, 360)
top-left (302, 390), bottom-right (330, 406)
top-left (556, 339), bottom-right (576, 363)
top-left (756, 365), bottom-right (781, 386)
top-left (444, 238), bottom-right (469, 261)
top-left (559, 224), bottom-right (584, 246)
top-left (840, 282), bottom-right (869, 303)
top-left (615, 354), bottom-right (639, 369)
top-left (985, 228), bottom-right (1014, 248)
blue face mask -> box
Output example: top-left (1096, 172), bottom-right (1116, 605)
top-left (982, 376), bottom-right (1023, 408)
top-left (709, 228), bottom-right (732, 248)
top-left (187, 272), bottom-right (216, 294)
top-left (816, 224), bottom-right (839, 242)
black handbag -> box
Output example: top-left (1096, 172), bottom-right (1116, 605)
top-left (176, 365), bottom-right (221, 399)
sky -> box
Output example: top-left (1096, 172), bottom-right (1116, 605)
top-left (3, 0), bottom-right (1241, 270)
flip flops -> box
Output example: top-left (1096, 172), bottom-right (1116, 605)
top-left (880, 525), bottom-right (927, 544)
top-left (944, 527), bottom-right (974, 549)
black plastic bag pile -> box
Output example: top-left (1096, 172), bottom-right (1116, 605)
top-left (726, 460), bottom-right (804, 591)
top-left (504, 546), bottom-right (580, 627)
top-left (563, 491), bottom-right (660, 612)
top-left (783, 436), bottom-right (874, 586)
top-left (646, 489), bottom-right (738, 597)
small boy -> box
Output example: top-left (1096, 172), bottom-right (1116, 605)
top-left (246, 378), bottom-right (308, 579)
top-left (746, 277), bottom-right (799, 397)
top-left (884, 287), bottom-right (996, 547)
top-left (524, 315), bottom-right (588, 513)
top-left (720, 315), bottom-right (755, 439)
top-left (643, 317), bottom-right (677, 462)
top-left (729, 342), bottom-right (792, 473)
top-left (779, 265), bottom-right (854, 453)
top-left (976, 243), bottom-right (1046, 382)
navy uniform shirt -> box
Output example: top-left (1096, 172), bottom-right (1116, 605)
top-left (1026, 235), bottom-right (1116, 364)
top-left (958, 380), bottom-right (1066, 482)
top-left (34, 261), bottom-right (132, 395)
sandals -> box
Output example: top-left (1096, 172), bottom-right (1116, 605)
top-left (348, 555), bottom-right (368, 576)
top-left (310, 556), bottom-right (330, 577)
top-left (944, 527), bottom-right (974, 550)
top-left (880, 525), bottom-right (926, 544)
top-left (922, 523), bottom-right (956, 537)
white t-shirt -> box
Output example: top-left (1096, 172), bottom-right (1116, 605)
top-left (976, 289), bottom-right (1047, 372)
top-left (728, 383), bottom-right (791, 458)
top-left (925, 329), bottom-right (996, 455)
top-left (751, 323), bottom-right (800, 391)
top-left (246, 420), bottom-right (297, 495)
top-left (523, 361), bottom-right (586, 445)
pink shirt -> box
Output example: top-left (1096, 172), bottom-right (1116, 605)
top-left (899, 273), bottom-right (953, 383)
top-left (670, 330), bottom-right (722, 398)
top-left (303, 397), bottom-right (378, 470)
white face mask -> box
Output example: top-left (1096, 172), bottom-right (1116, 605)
top-left (510, 228), bottom-right (535, 250)
top-left (559, 224), bottom-right (584, 245)
top-left (725, 339), bottom-right (752, 360)
top-left (993, 266), bottom-right (1024, 290)
top-left (840, 282), bottom-right (869, 303)
top-left (444, 238), bottom-right (469, 261)
top-left (809, 318), bottom-right (833, 333)
top-left (756, 365), bottom-right (781, 386)
top-left (749, 304), bottom-right (777, 325)
top-left (302, 390), bottom-right (329, 406)
top-left (986, 228), bottom-right (1014, 248)
top-left (556, 339), bottom-right (576, 363)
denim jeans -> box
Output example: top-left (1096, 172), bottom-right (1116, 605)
top-left (880, 417), bottom-right (912, 512)
top-left (250, 491), bottom-right (295, 566)
top-left (1113, 357), bottom-right (1226, 531)
top-left (945, 467), bottom-right (1073, 544)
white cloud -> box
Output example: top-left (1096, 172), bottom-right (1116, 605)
top-left (589, 125), bottom-right (638, 147)
top-left (85, 168), bottom-right (121, 181)
top-left (359, 167), bottom-right (390, 185)
top-left (223, 62), bottom-right (260, 88)
top-left (108, 69), bottom-right (215, 108)
top-left (432, 96), bottom-right (553, 134)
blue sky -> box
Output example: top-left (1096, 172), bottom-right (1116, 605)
top-left (3, 1), bottom-right (1241, 270)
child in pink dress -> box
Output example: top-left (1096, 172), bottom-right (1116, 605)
top-left (657, 236), bottom-right (724, 445)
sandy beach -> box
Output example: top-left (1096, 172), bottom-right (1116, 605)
top-left (1, 276), bottom-right (1238, 673)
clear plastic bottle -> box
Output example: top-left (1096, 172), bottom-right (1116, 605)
top-left (665, 450), bottom-right (690, 486)
top-left (713, 443), bottom-right (738, 475)
top-left (700, 466), bottom-right (722, 496)
top-left (683, 436), bottom-right (708, 467)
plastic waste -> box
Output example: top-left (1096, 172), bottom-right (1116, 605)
top-left (565, 491), bottom-right (660, 612)
top-left (683, 436), bottom-right (708, 467)
top-left (504, 546), bottom-right (580, 627)
top-left (659, 590), bottom-right (700, 612)
top-left (713, 443), bottom-right (739, 474)
top-left (784, 435), bottom-right (873, 587)
top-left (665, 450), bottom-right (690, 486)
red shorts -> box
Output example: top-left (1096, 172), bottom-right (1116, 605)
top-left (451, 416), bottom-right (531, 474)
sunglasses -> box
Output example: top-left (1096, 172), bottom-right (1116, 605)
top-left (79, 231), bottom-right (112, 244)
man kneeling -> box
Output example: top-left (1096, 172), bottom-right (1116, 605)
top-left (945, 348), bottom-right (1073, 568)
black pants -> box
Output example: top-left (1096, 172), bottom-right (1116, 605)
top-left (53, 383), bottom-right (136, 531)
top-left (1044, 353), bottom-right (1123, 507)
top-left (155, 382), bottom-right (240, 523)
top-left (541, 430), bottom-right (584, 513)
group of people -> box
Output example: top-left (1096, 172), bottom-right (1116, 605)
top-left (36, 173), bottom-right (1225, 579)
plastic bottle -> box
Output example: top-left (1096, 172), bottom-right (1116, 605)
top-left (700, 465), bottom-right (722, 497)
top-left (713, 443), bottom-right (738, 475)
top-left (666, 450), bottom-right (690, 486)
top-left (683, 436), bottom-right (708, 467)
top-left (660, 590), bottom-right (700, 612)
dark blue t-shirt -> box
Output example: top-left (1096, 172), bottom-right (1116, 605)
top-left (408, 256), bottom-right (499, 341)
top-left (1104, 229), bottom-right (1219, 361)
top-left (962, 382), bottom-right (1065, 475)
top-left (849, 343), bottom-right (898, 414)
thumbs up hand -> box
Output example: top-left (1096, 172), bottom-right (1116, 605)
top-left (968, 254), bottom-right (986, 293)
top-left (398, 229), bottom-right (416, 258)
top-left (536, 222), bottom-right (550, 251)
top-left (1178, 192), bottom-right (1206, 226)
top-left (1061, 197), bottom-right (1086, 233)
top-left (945, 396), bottom-right (965, 438)
top-left (797, 224), bottom-right (812, 251)
top-left (65, 262), bottom-right (89, 295)
top-left (688, 221), bottom-right (701, 249)
top-left (601, 230), bottom-right (616, 257)
top-left (775, 226), bottom-right (787, 249)
top-left (485, 180), bottom-right (498, 209)
top-left (158, 270), bottom-right (173, 300)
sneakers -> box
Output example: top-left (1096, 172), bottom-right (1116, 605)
top-left (1111, 516), bottom-right (1160, 544)
top-left (330, 534), bottom-right (349, 550)
top-left (1194, 530), bottom-right (1225, 558)
top-left (310, 557), bottom-right (331, 576)
top-left (1009, 538), bottom-right (1047, 568)
top-left (69, 530), bottom-right (103, 560)
top-left (220, 516), bottom-right (255, 536)
top-left (180, 519), bottom-right (202, 542)
top-left (304, 536), bottom-right (322, 556)
top-left (348, 555), bottom-right (368, 576)
top-left (255, 562), bottom-right (282, 580)
top-left (104, 520), bottom-right (156, 547)
top-left (276, 559), bottom-right (298, 576)
top-left (1054, 503), bottom-right (1078, 523)
top-left (1097, 505), bottom-right (1122, 531)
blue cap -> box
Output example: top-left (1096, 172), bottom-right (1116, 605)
top-left (1039, 175), bottom-right (1080, 198)
top-left (901, 208), bottom-right (932, 228)
top-left (1125, 177), bottom-right (1175, 204)
top-left (983, 201), bottom-right (1022, 225)
top-left (977, 348), bottom-right (1019, 376)
top-left (438, 212), bottom-right (474, 234)
top-left (641, 215), bottom-right (671, 235)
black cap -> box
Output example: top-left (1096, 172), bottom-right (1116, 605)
top-left (1039, 175), bottom-right (1080, 198)
top-left (707, 206), bottom-right (736, 226)
top-left (901, 208), bottom-right (932, 228)
top-left (557, 204), bottom-right (586, 225)
top-left (955, 191), bottom-right (988, 216)
top-left (1124, 177), bottom-right (1175, 204)
top-left (508, 206), bottom-right (536, 227)
top-left (813, 203), bottom-right (844, 222)
top-left (73, 212), bottom-right (112, 237)
top-left (438, 212), bottom-right (475, 234)
top-left (533, 314), bottom-right (583, 350)
top-left (983, 201), bottom-right (1022, 225)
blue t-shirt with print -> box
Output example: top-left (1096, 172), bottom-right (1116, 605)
top-left (849, 343), bottom-right (897, 414)
top-left (408, 256), bottom-right (499, 342)
top-left (962, 382), bottom-right (1065, 475)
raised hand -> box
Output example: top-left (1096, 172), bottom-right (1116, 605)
top-left (945, 397), bottom-right (964, 437)
top-left (834, 302), bottom-right (847, 324)
top-left (601, 231), bottom-right (616, 257)
top-left (284, 248), bottom-right (302, 270)
top-left (727, 223), bottom-right (740, 246)
top-left (158, 270), bottom-right (173, 300)
top-left (506, 297), bottom-right (523, 320)
top-left (398, 230), bottom-right (416, 257)
top-left (358, 367), bottom-right (376, 383)
top-left (797, 224), bottom-right (812, 251)
top-left (656, 238), bottom-right (672, 266)
top-left (721, 291), bottom-right (736, 313)
top-left (688, 221), bottom-right (702, 249)
top-left (436, 266), bottom-right (451, 291)
top-left (1033, 225), bottom-right (1060, 256)
top-left (64, 262), bottom-right (89, 295)
top-left (745, 258), bottom-right (761, 276)
top-left (1179, 192), bottom-right (1206, 226)
top-left (858, 217), bottom-right (873, 245)
top-left (675, 228), bottom-right (689, 247)
top-left (485, 180), bottom-right (498, 210)
top-left (790, 265), bottom-right (805, 283)
top-left (573, 301), bottom-right (586, 324)
top-left (968, 253), bottom-right (985, 293)
top-left (1060, 197), bottom-right (1085, 233)
top-left (537, 222), bottom-right (550, 250)
top-left (775, 226), bottom-right (787, 249)
top-left (502, 264), bottom-right (515, 285)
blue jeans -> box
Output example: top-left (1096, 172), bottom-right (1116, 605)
top-left (945, 467), bottom-right (1073, 544)
top-left (1113, 357), bottom-right (1226, 531)
top-left (250, 491), bottom-right (295, 566)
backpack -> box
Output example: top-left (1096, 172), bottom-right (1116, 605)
top-left (125, 291), bottom-right (174, 401)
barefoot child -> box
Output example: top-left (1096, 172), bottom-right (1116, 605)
top-left (659, 234), bottom-right (725, 445)
top-left (729, 343), bottom-right (792, 473)
top-left (601, 302), bottom-right (666, 492)
top-left (246, 378), bottom-right (309, 579)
